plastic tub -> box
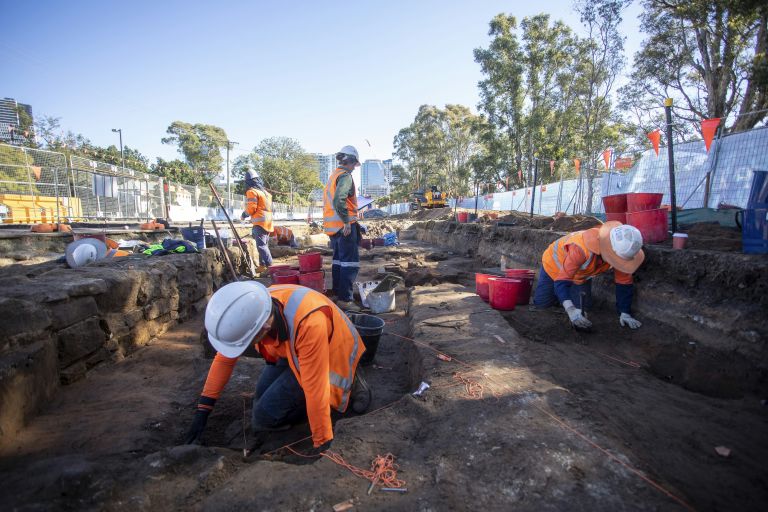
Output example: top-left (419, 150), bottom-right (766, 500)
top-left (672, 233), bottom-right (688, 250)
top-left (627, 193), bottom-right (663, 213)
top-left (350, 313), bottom-right (385, 366)
top-left (488, 277), bottom-right (524, 311)
top-left (268, 264), bottom-right (292, 276)
top-left (626, 208), bottom-right (669, 244)
top-left (181, 226), bottom-right (206, 250)
top-left (373, 238), bottom-right (385, 246)
top-left (457, 212), bottom-right (469, 223)
top-left (467, 213), bottom-right (478, 222)
top-left (475, 273), bottom-right (494, 302)
top-left (360, 239), bottom-right (372, 250)
top-left (298, 252), bottom-right (322, 272)
top-left (298, 270), bottom-right (324, 292)
top-left (504, 269), bottom-right (535, 305)
top-left (367, 289), bottom-right (396, 313)
top-left (602, 194), bottom-right (628, 213)
top-left (273, 270), bottom-right (300, 285)
top-left (606, 212), bottom-right (627, 224)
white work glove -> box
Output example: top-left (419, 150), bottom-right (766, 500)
top-left (562, 300), bottom-right (592, 329)
top-left (619, 313), bottom-right (642, 329)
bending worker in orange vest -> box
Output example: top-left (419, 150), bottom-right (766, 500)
top-left (533, 221), bottom-right (645, 330)
top-left (323, 145), bottom-right (361, 311)
top-left (240, 166), bottom-right (273, 272)
top-left (271, 225), bottom-right (300, 248)
top-left (185, 281), bottom-right (372, 453)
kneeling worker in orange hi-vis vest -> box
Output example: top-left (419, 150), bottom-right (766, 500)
top-left (532, 221), bottom-right (645, 331)
top-left (271, 225), bottom-right (299, 248)
top-left (185, 281), bottom-right (372, 454)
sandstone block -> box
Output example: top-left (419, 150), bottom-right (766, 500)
top-left (49, 296), bottom-right (99, 330)
top-left (0, 297), bottom-right (52, 352)
top-left (57, 317), bottom-right (106, 368)
top-left (60, 361), bottom-right (86, 384)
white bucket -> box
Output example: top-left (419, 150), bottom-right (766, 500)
top-left (367, 289), bottom-right (396, 314)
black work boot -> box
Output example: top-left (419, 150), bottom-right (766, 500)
top-left (350, 369), bottom-right (372, 414)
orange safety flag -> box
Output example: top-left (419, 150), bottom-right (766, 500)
top-left (574, 159), bottom-right (581, 175)
top-left (647, 130), bottom-right (661, 156)
top-left (549, 160), bottom-right (555, 173)
top-left (701, 118), bottom-right (721, 152)
top-left (542, 185), bottom-right (547, 192)
top-left (517, 168), bottom-right (523, 181)
top-left (602, 149), bottom-right (612, 170)
top-left (30, 166), bottom-right (42, 181)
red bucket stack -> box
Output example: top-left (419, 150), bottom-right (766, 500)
top-left (602, 192), bottom-right (668, 244)
top-left (504, 269), bottom-right (535, 305)
top-left (272, 252), bottom-right (325, 292)
top-left (488, 278), bottom-right (525, 311)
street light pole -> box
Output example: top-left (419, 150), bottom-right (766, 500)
top-left (111, 128), bottom-right (124, 170)
top-left (226, 140), bottom-right (239, 210)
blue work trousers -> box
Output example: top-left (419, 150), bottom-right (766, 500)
top-left (251, 359), bottom-right (306, 429)
top-left (533, 266), bottom-right (593, 310)
top-left (330, 224), bottom-right (360, 301)
top-left (252, 225), bottom-right (273, 267)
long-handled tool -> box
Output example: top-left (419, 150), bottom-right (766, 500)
top-left (208, 183), bottom-right (257, 278)
top-left (211, 220), bottom-right (239, 281)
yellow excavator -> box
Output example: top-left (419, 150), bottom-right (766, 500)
top-left (412, 186), bottom-right (447, 209)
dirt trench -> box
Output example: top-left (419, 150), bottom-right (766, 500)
top-left (1, 239), bottom-right (766, 511)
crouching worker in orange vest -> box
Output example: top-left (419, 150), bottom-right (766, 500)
top-left (532, 221), bottom-right (645, 330)
top-left (271, 225), bottom-right (299, 248)
top-left (185, 281), bottom-right (371, 454)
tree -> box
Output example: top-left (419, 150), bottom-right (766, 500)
top-left (232, 137), bottom-right (321, 205)
top-left (620, 0), bottom-right (768, 136)
top-left (150, 158), bottom-right (198, 185)
top-left (161, 122), bottom-right (228, 182)
top-left (573, 0), bottom-right (630, 213)
top-left (393, 104), bottom-right (483, 197)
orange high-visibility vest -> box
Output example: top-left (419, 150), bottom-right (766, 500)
top-left (267, 285), bottom-right (364, 414)
top-left (542, 228), bottom-right (611, 284)
top-left (246, 188), bottom-right (273, 233)
top-left (323, 167), bottom-right (358, 235)
top-left (272, 226), bottom-right (293, 244)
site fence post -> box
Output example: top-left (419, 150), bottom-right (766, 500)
top-left (53, 166), bottom-right (61, 225)
top-left (159, 177), bottom-right (167, 220)
top-left (664, 98), bottom-right (678, 233)
top-left (530, 159), bottom-right (539, 218)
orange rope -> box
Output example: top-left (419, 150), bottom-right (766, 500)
top-left (286, 447), bottom-right (406, 489)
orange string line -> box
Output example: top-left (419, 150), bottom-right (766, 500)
top-left (286, 447), bottom-right (406, 489)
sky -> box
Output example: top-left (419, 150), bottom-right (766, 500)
top-left (2, 0), bottom-right (644, 168)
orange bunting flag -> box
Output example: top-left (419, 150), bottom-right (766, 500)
top-left (574, 159), bottom-right (581, 175)
top-left (602, 149), bottom-right (612, 170)
top-left (31, 166), bottom-right (42, 181)
top-left (549, 160), bottom-right (555, 173)
top-left (542, 185), bottom-right (547, 192)
top-left (701, 118), bottom-right (721, 152)
top-left (517, 168), bottom-right (523, 180)
top-left (647, 130), bottom-right (661, 156)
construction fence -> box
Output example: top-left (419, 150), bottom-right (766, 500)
top-left (0, 144), bottom-right (318, 225)
top-left (408, 126), bottom-right (765, 217)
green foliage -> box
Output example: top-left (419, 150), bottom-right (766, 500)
top-left (232, 137), bottom-right (321, 205)
top-left (0, 144), bottom-right (37, 193)
top-left (161, 121), bottom-right (228, 181)
top-left (150, 158), bottom-right (199, 185)
top-left (393, 104), bottom-right (483, 197)
top-left (620, 0), bottom-right (768, 136)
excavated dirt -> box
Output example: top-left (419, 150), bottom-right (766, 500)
top-left (1, 239), bottom-right (766, 511)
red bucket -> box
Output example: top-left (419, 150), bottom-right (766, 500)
top-left (626, 208), bottom-right (668, 244)
top-left (273, 270), bottom-right (300, 285)
top-left (360, 239), bottom-right (372, 250)
top-left (457, 212), bottom-right (469, 223)
top-left (298, 252), bottom-right (322, 272)
top-left (475, 273), bottom-right (494, 302)
top-left (373, 238), bottom-right (385, 247)
top-left (298, 270), bottom-right (325, 292)
top-left (602, 194), bottom-right (628, 213)
top-left (488, 277), bottom-right (523, 311)
top-left (627, 193), bottom-right (663, 213)
top-left (504, 269), bottom-right (535, 305)
top-left (268, 264), bottom-right (292, 276)
top-left (606, 212), bottom-right (627, 224)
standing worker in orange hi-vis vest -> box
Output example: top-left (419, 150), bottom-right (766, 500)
top-left (240, 166), bottom-right (273, 273)
top-left (185, 281), bottom-right (372, 453)
top-left (323, 145), bottom-right (361, 311)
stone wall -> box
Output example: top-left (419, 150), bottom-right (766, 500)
top-left (0, 244), bottom-right (255, 446)
top-left (406, 220), bottom-right (768, 368)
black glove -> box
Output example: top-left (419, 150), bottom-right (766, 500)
top-left (307, 440), bottom-right (332, 456)
top-left (185, 397), bottom-right (214, 444)
top-left (240, 211), bottom-right (248, 220)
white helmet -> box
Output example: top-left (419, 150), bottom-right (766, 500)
top-left (205, 281), bottom-right (273, 358)
top-left (336, 145), bottom-right (360, 163)
top-left (71, 244), bottom-right (98, 267)
top-left (610, 224), bottom-right (643, 260)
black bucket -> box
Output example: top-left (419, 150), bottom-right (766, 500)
top-left (347, 312), bottom-right (385, 366)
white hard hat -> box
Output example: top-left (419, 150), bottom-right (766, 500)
top-left (65, 238), bottom-right (107, 268)
top-left (610, 224), bottom-right (643, 259)
top-left (336, 145), bottom-right (360, 162)
top-left (204, 281), bottom-right (273, 358)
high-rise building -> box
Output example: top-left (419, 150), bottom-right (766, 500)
top-left (361, 159), bottom-right (389, 198)
top-left (382, 159), bottom-right (393, 185)
top-left (311, 153), bottom-right (336, 201)
top-left (0, 97), bottom-right (34, 144)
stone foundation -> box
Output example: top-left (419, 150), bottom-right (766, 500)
top-left (0, 244), bottom-right (255, 445)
